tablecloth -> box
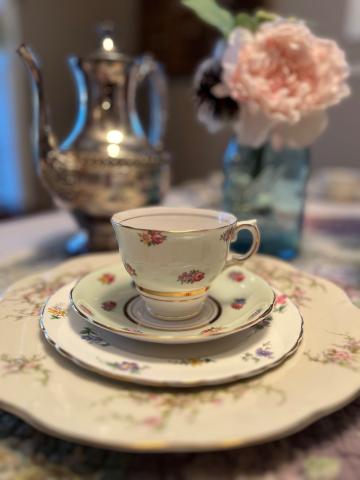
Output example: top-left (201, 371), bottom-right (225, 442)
top-left (0, 178), bottom-right (359, 480)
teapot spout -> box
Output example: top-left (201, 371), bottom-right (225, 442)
top-left (17, 44), bottom-right (57, 160)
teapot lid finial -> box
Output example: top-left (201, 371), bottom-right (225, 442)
top-left (88, 21), bottom-right (130, 61)
top-left (97, 22), bottom-right (116, 53)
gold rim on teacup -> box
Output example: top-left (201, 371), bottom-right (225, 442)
top-left (111, 207), bottom-right (238, 234)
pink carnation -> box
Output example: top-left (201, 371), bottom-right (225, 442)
top-left (220, 20), bottom-right (350, 148)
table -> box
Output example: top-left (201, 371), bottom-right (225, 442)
top-left (0, 187), bottom-right (359, 479)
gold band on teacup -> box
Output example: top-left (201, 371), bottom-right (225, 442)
top-left (137, 285), bottom-right (209, 298)
top-left (139, 293), bottom-right (205, 303)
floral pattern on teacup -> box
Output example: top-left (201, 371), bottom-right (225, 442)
top-left (228, 270), bottom-right (245, 282)
top-left (124, 262), bottom-right (137, 277)
top-left (220, 226), bottom-right (235, 242)
top-left (138, 230), bottom-right (167, 246)
top-left (98, 273), bottom-right (115, 285)
top-left (177, 270), bottom-right (205, 284)
top-left (101, 300), bottom-right (117, 311)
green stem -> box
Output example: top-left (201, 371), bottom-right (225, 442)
top-left (252, 145), bottom-right (265, 179)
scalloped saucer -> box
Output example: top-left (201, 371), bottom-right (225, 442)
top-left (70, 264), bottom-right (275, 344)
top-left (41, 281), bottom-right (303, 387)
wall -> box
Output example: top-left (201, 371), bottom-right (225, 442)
top-left (19, 0), bottom-right (141, 142)
top-left (0, 0), bottom-right (43, 213)
top-left (11, 0), bottom-right (141, 211)
top-left (12, 0), bottom-right (360, 215)
top-left (166, 78), bottom-right (231, 184)
top-left (17, 0), bottom-right (229, 188)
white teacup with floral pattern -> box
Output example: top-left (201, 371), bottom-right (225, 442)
top-left (111, 207), bottom-right (260, 321)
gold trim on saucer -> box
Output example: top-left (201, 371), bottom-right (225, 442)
top-left (137, 285), bottom-right (209, 298)
top-left (68, 267), bottom-right (277, 343)
top-left (69, 287), bottom-right (276, 343)
top-left (39, 313), bottom-right (303, 390)
top-left (41, 291), bottom-right (303, 390)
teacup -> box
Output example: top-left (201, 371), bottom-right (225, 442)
top-left (111, 207), bottom-right (260, 320)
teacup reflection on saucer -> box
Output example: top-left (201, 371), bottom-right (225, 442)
top-left (70, 263), bottom-right (275, 344)
top-left (124, 295), bottom-right (222, 331)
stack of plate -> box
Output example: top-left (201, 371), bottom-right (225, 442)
top-left (0, 253), bottom-right (359, 452)
top-left (41, 262), bottom-right (302, 387)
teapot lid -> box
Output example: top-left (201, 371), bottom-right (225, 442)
top-left (87, 22), bottom-right (132, 62)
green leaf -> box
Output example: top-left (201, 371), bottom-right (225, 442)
top-left (234, 10), bottom-right (278, 32)
top-left (255, 9), bottom-right (278, 23)
top-left (181, 0), bottom-right (235, 37)
top-left (235, 12), bottom-right (258, 31)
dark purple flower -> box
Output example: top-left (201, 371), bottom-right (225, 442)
top-left (194, 56), bottom-right (239, 130)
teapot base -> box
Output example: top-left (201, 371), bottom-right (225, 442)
top-left (66, 214), bottom-right (118, 255)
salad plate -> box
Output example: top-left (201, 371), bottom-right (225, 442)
top-left (0, 253), bottom-right (359, 452)
top-left (70, 264), bottom-right (275, 344)
top-left (41, 281), bottom-right (302, 387)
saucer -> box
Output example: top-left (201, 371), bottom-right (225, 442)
top-left (41, 281), bottom-right (303, 387)
top-left (70, 264), bottom-right (275, 344)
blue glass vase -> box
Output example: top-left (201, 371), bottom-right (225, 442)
top-left (223, 139), bottom-right (310, 260)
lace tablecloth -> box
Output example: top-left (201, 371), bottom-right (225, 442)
top-left (0, 184), bottom-right (359, 479)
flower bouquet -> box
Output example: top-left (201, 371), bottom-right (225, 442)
top-left (183, 0), bottom-right (350, 258)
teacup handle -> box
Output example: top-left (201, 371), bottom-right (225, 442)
top-left (223, 219), bottom-right (260, 269)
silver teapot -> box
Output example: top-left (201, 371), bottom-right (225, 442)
top-left (18, 24), bottom-right (170, 252)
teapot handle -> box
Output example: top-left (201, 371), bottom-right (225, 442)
top-left (129, 54), bottom-right (167, 146)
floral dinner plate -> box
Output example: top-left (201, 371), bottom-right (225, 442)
top-left (70, 264), bottom-right (275, 344)
top-left (41, 281), bottom-right (302, 387)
